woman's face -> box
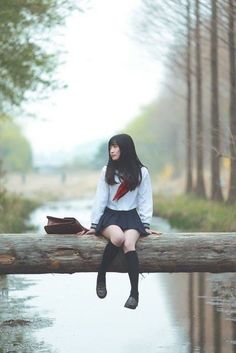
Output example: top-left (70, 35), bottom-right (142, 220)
top-left (110, 143), bottom-right (121, 160)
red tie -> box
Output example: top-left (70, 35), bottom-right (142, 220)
top-left (112, 181), bottom-right (129, 201)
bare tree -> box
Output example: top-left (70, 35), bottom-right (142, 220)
top-left (227, 0), bottom-right (236, 204)
top-left (134, 0), bottom-right (197, 193)
top-left (210, 0), bottom-right (224, 201)
top-left (186, 0), bottom-right (194, 193)
top-left (134, 0), bottom-right (233, 202)
top-left (194, 0), bottom-right (206, 198)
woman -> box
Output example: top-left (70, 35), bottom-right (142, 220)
top-left (86, 133), bottom-right (160, 309)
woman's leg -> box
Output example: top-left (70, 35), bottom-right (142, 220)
top-left (123, 229), bottom-right (140, 254)
top-left (96, 225), bottom-right (125, 298)
top-left (98, 225), bottom-right (124, 277)
top-left (102, 225), bottom-right (125, 247)
top-left (123, 229), bottom-right (140, 309)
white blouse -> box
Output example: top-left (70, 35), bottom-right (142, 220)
top-left (91, 165), bottom-right (153, 228)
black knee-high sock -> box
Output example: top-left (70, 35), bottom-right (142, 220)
top-left (98, 242), bottom-right (119, 279)
top-left (125, 251), bottom-right (139, 300)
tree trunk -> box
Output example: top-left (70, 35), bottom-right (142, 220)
top-left (210, 0), bottom-right (224, 202)
top-left (194, 0), bottom-right (207, 198)
top-left (227, 0), bottom-right (236, 204)
top-left (0, 233), bottom-right (235, 274)
top-left (186, 0), bottom-right (193, 193)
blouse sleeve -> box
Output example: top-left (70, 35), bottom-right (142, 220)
top-left (90, 166), bottom-right (109, 228)
top-left (137, 167), bottom-right (153, 228)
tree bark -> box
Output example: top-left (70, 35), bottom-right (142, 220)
top-left (227, 0), bottom-right (236, 204)
top-left (210, 0), bottom-right (224, 201)
top-left (0, 233), bottom-right (235, 274)
top-left (186, 0), bottom-right (193, 193)
top-left (194, 0), bottom-right (207, 198)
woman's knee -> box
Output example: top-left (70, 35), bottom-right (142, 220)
top-left (111, 233), bottom-right (125, 247)
top-left (102, 225), bottom-right (125, 247)
top-left (123, 239), bottom-right (136, 253)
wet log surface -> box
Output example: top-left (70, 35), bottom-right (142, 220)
top-left (0, 233), bottom-right (235, 274)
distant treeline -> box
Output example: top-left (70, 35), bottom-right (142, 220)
top-left (0, 118), bottom-right (32, 172)
top-left (126, 0), bottom-right (236, 204)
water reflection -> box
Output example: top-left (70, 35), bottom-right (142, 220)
top-left (162, 272), bottom-right (236, 353)
top-left (0, 199), bottom-right (236, 352)
top-left (142, 273), bottom-right (236, 353)
top-left (0, 275), bottom-right (54, 353)
top-left (0, 275), bottom-right (8, 298)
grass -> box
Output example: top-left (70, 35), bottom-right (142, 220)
top-left (153, 193), bottom-right (236, 232)
top-left (0, 189), bottom-right (40, 233)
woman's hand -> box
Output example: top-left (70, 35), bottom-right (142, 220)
top-left (76, 229), bottom-right (87, 235)
top-left (85, 228), bottom-right (96, 235)
top-left (145, 228), bottom-right (162, 236)
top-left (76, 228), bottom-right (96, 235)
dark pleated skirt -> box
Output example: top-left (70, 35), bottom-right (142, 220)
top-left (95, 207), bottom-right (149, 237)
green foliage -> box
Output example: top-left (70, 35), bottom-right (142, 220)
top-left (0, 190), bottom-right (39, 232)
top-left (0, 0), bottom-right (78, 110)
top-left (125, 103), bottom-right (159, 171)
top-left (154, 194), bottom-right (236, 232)
top-left (124, 95), bottom-right (185, 175)
top-left (0, 118), bottom-right (32, 171)
top-left (0, 161), bottom-right (38, 232)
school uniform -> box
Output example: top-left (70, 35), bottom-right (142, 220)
top-left (91, 165), bottom-right (153, 236)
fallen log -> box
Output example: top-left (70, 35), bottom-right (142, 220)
top-left (0, 233), bottom-right (235, 274)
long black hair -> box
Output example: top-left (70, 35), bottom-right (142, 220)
top-left (105, 134), bottom-right (144, 190)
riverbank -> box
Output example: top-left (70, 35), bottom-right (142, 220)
top-left (0, 190), bottom-right (40, 233)
top-left (153, 194), bottom-right (236, 232)
top-left (4, 171), bottom-right (235, 233)
top-left (1, 170), bottom-right (100, 233)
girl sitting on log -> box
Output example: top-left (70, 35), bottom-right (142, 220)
top-left (86, 133), bottom-right (160, 309)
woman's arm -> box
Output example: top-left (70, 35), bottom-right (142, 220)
top-left (90, 166), bottom-right (109, 229)
top-left (137, 167), bottom-right (153, 229)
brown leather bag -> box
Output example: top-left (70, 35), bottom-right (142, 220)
top-left (44, 216), bottom-right (88, 234)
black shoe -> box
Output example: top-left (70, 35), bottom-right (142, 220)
top-left (124, 295), bottom-right (139, 309)
top-left (96, 275), bottom-right (107, 299)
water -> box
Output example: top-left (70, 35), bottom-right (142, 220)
top-left (0, 199), bottom-right (236, 353)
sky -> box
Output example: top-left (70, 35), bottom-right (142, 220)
top-left (20, 0), bottom-right (163, 164)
